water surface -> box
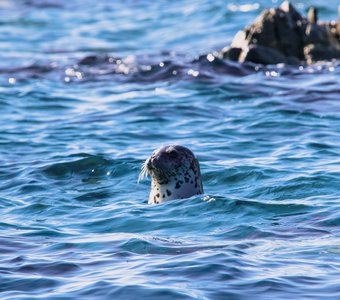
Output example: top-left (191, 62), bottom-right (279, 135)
top-left (0, 0), bottom-right (340, 299)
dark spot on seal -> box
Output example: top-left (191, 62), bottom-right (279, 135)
top-left (162, 194), bottom-right (165, 198)
top-left (184, 177), bottom-right (189, 183)
top-left (190, 180), bottom-right (193, 184)
top-left (156, 193), bottom-right (160, 198)
top-left (166, 189), bottom-right (172, 196)
top-left (175, 180), bottom-right (183, 189)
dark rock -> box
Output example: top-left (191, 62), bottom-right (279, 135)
top-left (338, 7), bottom-right (340, 33)
top-left (304, 44), bottom-right (340, 64)
top-left (305, 24), bottom-right (330, 46)
top-left (221, 47), bottom-right (242, 61)
top-left (240, 45), bottom-right (289, 65)
top-left (307, 7), bottom-right (318, 24)
top-left (221, 1), bottom-right (340, 65)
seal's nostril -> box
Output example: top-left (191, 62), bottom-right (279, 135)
top-left (147, 159), bottom-right (153, 169)
top-left (153, 156), bottom-right (159, 165)
top-left (148, 156), bottom-right (160, 169)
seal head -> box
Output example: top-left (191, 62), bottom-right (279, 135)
top-left (139, 145), bottom-right (204, 204)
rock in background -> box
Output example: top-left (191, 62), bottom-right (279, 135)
top-left (221, 1), bottom-right (340, 65)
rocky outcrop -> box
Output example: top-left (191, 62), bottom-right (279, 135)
top-left (221, 1), bottom-right (340, 65)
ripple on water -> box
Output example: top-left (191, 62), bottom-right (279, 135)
top-left (0, 0), bottom-right (340, 299)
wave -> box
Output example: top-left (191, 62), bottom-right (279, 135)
top-left (2, 53), bottom-right (339, 85)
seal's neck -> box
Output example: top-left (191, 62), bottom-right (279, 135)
top-left (148, 168), bottom-right (203, 204)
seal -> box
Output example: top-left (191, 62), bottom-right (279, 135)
top-left (139, 145), bottom-right (204, 204)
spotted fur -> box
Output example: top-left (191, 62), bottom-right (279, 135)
top-left (139, 145), bottom-right (204, 204)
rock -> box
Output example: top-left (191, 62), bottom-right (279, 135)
top-left (305, 23), bottom-right (330, 46)
top-left (304, 44), bottom-right (340, 64)
top-left (221, 47), bottom-right (242, 61)
top-left (239, 45), bottom-right (289, 65)
top-left (221, 1), bottom-right (340, 65)
top-left (307, 7), bottom-right (318, 24)
top-left (338, 6), bottom-right (340, 33)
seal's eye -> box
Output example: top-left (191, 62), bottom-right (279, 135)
top-left (168, 150), bottom-right (178, 159)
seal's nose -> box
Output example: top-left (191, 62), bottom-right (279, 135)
top-left (148, 155), bottom-right (162, 170)
top-left (146, 157), bottom-right (154, 170)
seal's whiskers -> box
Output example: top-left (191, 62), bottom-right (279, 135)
top-left (138, 160), bottom-right (149, 183)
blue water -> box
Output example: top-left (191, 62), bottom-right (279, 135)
top-left (1, 0), bottom-right (340, 299)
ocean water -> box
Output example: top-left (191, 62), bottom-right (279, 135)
top-left (0, 0), bottom-right (340, 299)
